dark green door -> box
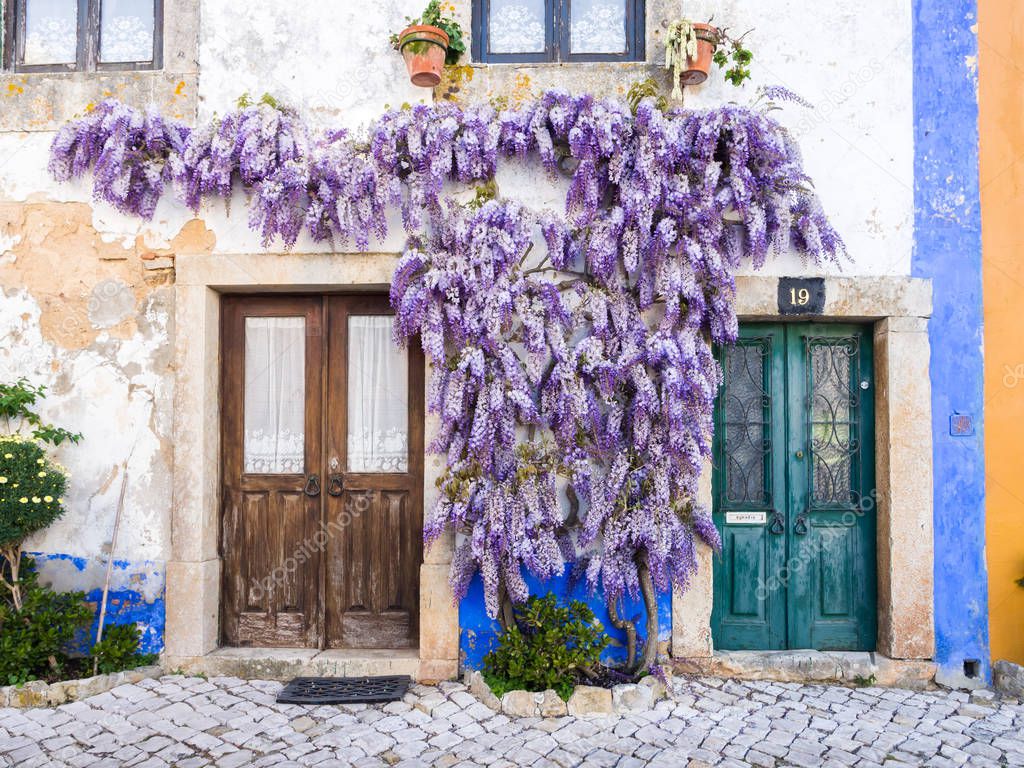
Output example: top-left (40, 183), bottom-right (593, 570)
top-left (711, 323), bottom-right (876, 651)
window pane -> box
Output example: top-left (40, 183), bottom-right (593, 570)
top-left (488, 0), bottom-right (546, 54)
top-left (244, 317), bottom-right (305, 474)
top-left (570, 0), bottom-right (627, 54)
top-left (808, 339), bottom-right (857, 505)
top-left (100, 0), bottom-right (154, 62)
top-left (23, 0), bottom-right (78, 65)
top-left (722, 340), bottom-right (770, 505)
top-left (348, 316), bottom-right (408, 473)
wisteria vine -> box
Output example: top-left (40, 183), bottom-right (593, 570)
top-left (49, 89), bottom-right (843, 671)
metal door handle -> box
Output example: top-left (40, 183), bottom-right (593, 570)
top-left (327, 474), bottom-right (344, 497)
top-left (794, 513), bottom-right (808, 536)
top-left (768, 510), bottom-right (785, 535)
top-left (304, 474), bottom-right (321, 497)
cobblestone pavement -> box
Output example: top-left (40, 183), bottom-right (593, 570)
top-left (1, 674), bottom-right (1022, 768)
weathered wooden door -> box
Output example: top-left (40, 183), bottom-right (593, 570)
top-left (221, 295), bottom-right (423, 649)
top-left (221, 296), bottom-right (325, 647)
top-left (324, 296), bottom-right (424, 649)
top-left (711, 323), bottom-right (876, 651)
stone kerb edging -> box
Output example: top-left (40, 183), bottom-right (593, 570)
top-left (465, 670), bottom-right (668, 718)
top-left (0, 665), bottom-right (163, 708)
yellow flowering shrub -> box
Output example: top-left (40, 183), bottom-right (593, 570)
top-left (0, 435), bottom-right (68, 549)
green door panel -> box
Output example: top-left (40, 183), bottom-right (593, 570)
top-left (711, 325), bottom-right (787, 651)
top-left (712, 323), bottom-right (876, 652)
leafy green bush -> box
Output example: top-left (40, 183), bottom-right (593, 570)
top-left (482, 593), bottom-right (608, 700)
top-left (91, 623), bottom-right (158, 675)
top-left (0, 560), bottom-right (92, 685)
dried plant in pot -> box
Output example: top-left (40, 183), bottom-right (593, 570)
top-left (391, 1), bottom-right (466, 88)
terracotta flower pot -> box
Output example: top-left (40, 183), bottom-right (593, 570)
top-left (682, 23), bottom-right (720, 86)
top-left (398, 24), bottom-right (450, 88)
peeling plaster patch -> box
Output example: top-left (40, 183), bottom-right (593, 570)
top-left (88, 279), bottom-right (136, 328)
top-left (1, 286), bottom-right (173, 563)
top-left (199, 0), bottom-right (429, 131)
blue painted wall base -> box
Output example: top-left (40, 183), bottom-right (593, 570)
top-left (458, 570), bottom-right (671, 671)
top-left (30, 552), bottom-right (166, 655)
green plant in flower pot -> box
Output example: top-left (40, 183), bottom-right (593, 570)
top-left (391, 1), bottom-right (466, 88)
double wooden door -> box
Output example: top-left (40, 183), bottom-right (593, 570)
top-left (221, 295), bottom-right (424, 649)
top-left (711, 323), bottom-right (877, 651)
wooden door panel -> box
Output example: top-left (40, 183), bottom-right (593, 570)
top-left (220, 296), bottom-right (323, 648)
top-left (324, 296), bottom-right (424, 649)
top-left (221, 293), bottom-right (423, 650)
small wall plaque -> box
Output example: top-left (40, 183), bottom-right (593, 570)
top-left (726, 511), bottom-right (767, 525)
top-left (950, 412), bottom-right (975, 437)
top-left (778, 277), bottom-right (826, 315)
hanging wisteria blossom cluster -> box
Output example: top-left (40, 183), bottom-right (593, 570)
top-left (49, 90), bottom-right (843, 667)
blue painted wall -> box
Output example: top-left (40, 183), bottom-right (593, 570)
top-left (912, 0), bottom-right (991, 682)
top-left (30, 552), bottom-right (166, 656)
top-left (459, 570), bottom-right (672, 671)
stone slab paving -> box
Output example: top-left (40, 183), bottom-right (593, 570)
top-left (0, 674), bottom-right (1022, 767)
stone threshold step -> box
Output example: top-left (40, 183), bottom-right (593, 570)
top-left (674, 650), bottom-right (939, 689)
top-left (162, 647), bottom-right (457, 683)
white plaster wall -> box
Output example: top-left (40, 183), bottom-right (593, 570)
top-left (678, 0), bottom-right (915, 276)
top-left (191, 0), bottom-right (913, 274)
top-left (198, 0), bottom-right (431, 129)
top-left (0, 0), bottom-right (916, 571)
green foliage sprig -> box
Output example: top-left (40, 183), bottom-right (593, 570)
top-left (626, 78), bottom-right (669, 115)
top-left (0, 378), bottom-right (78, 611)
top-left (390, 1), bottom-right (466, 66)
top-left (482, 594), bottom-right (608, 700)
top-left (91, 623), bottom-right (158, 675)
top-left (236, 92), bottom-right (282, 111)
top-left (0, 436), bottom-right (69, 610)
top-left (713, 27), bottom-right (755, 87)
top-left (0, 378), bottom-right (82, 447)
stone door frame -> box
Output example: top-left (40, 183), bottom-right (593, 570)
top-left (163, 252), bottom-right (458, 680)
top-left (674, 275), bottom-right (936, 664)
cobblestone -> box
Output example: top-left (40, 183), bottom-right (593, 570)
top-left (0, 675), bottom-right (1021, 767)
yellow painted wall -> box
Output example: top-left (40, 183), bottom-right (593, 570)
top-left (980, 0), bottom-right (1024, 665)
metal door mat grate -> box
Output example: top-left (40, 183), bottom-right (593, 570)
top-left (277, 675), bottom-right (411, 705)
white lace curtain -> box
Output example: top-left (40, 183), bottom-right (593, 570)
top-left (244, 317), bottom-right (306, 474)
top-left (347, 316), bottom-right (409, 473)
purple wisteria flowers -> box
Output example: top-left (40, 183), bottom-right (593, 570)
top-left (49, 91), bottom-right (844, 668)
